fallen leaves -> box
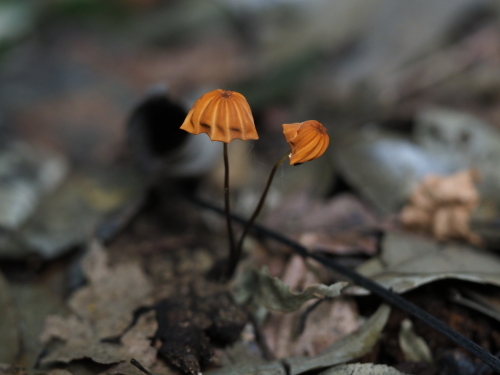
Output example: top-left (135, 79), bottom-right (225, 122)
top-left (236, 267), bottom-right (347, 313)
top-left (401, 169), bottom-right (482, 244)
top-left (205, 304), bottom-right (391, 375)
top-left (40, 313), bottom-right (155, 365)
top-left (318, 363), bottom-right (408, 375)
top-left (233, 255), bottom-right (359, 361)
top-left (350, 232), bottom-right (500, 295)
top-left (286, 299), bottom-right (360, 357)
top-left (40, 242), bottom-right (154, 365)
top-left (0, 364), bottom-right (73, 375)
top-left (68, 242), bottom-right (153, 339)
top-left (264, 193), bottom-right (379, 256)
top-left (284, 304), bottom-right (391, 375)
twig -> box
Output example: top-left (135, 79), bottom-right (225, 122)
top-left (130, 358), bottom-right (154, 375)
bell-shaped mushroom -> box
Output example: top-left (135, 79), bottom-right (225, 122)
top-left (180, 89), bottom-right (258, 282)
top-left (282, 120), bottom-right (329, 165)
top-left (232, 120), bottom-right (329, 280)
top-left (180, 89), bottom-right (258, 143)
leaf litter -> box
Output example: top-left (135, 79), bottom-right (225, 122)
top-left (40, 241), bottom-right (154, 365)
top-left (350, 231), bottom-right (500, 295)
top-left (237, 255), bottom-right (359, 359)
top-left (235, 266), bottom-right (347, 313)
top-left (205, 304), bottom-right (391, 375)
top-left (284, 304), bottom-right (391, 375)
top-left (401, 169), bottom-right (482, 245)
top-left (318, 363), bottom-right (409, 375)
top-left (4, 1), bottom-right (498, 373)
top-left (264, 193), bottom-right (379, 256)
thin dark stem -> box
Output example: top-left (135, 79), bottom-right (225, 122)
top-left (225, 152), bottom-right (289, 280)
top-left (223, 143), bottom-right (236, 279)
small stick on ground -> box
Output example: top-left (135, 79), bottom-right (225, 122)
top-left (130, 358), bottom-right (154, 375)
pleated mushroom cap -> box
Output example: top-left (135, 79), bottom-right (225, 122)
top-left (180, 89), bottom-right (258, 143)
top-left (282, 120), bottom-right (329, 165)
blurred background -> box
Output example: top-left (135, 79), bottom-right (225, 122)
top-left (3, 1), bottom-right (500, 371)
top-left (1, 0), bottom-right (500, 256)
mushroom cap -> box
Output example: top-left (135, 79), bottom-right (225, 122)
top-left (282, 120), bottom-right (329, 165)
top-left (180, 89), bottom-right (258, 143)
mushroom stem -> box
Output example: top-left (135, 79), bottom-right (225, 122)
top-left (223, 142), bottom-right (236, 273)
top-left (225, 151), bottom-right (289, 280)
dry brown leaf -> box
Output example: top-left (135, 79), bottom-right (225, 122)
top-left (291, 299), bottom-right (359, 357)
top-left (39, 315), bottom-right (92, 344)
top-left (299, 232), bottom-right (377, 256)
top-left (121, 311), bottom-right (158, 366)
top-left (261, 256), bottom-right (358, 359)
top-left (281, 255), bottom-right (323, 291)
top-left (265, 193), bottom-right (378, 256)
top-left (40, 242), bottom-right (155, 365)
top-left (401, 169), bottom-right (481, 244)
top-left (0, 365), bottom-right (74, 375)
top-left (69, 241), bottom-right (153, 339)
top-left (49, 370), bottom-right (73, 375)
top-left (40, 310), bottom-right (157, 366)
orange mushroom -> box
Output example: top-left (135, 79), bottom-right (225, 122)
top-left (180, 89), bottom-right (258, 282)
top-left (232, 121), bottom-right (329, 279)
top-left (180, 89), bottom-right (258, 143)
top-left (282, 120), bottom-right (329, 165)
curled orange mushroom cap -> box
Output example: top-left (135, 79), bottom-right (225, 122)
top-left (282, 120), bottom-right (329, 165)
top-left (180, 89), bottom-right (258, 143)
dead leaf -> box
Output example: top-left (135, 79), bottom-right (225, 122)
top-left (0, 364), bottom-right (73, 375)
top-left (291, 299), bottom-right (359, 357)
top-left (40, 311), bottom-right (157, 366)
top-left (205, 361), bottom-right (286, 375)
top-left (450, 288), bottom-right (500, 322)
top-left (121, 311), bottom-right (158, 366)
top-left (401, 169), bottom-right (481, 244)
top-left (318, 363), bottom-right (409, 375)
top-left (398, 319), bottom-right (432, 363)
top-left (40, 315), bottom-right (93, 344)
top-left (414, 107), bottom-right (500, 207)
top-left (350, 232), bottom-right (500, 295)
top-left (8, 283), bottom-right (70, 368)
top-left (264, 193), bottom-right (378, 256)
top-left (299, 232), bottom-right (378, 256)
top-left (40, 242), bottom-right (155, 365)
top-left (100, 361), bottom-right (177, 375)
top-left (255, 256), bottom-right (358, 359)
top-left (281, 255), bottom-right (330, 293)
top-left (236, 267), bottom-right (347, 312)
top-left (284, 304), bottom-right (391, 375)
top-left (69, 241), bottom-right (153, 339)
